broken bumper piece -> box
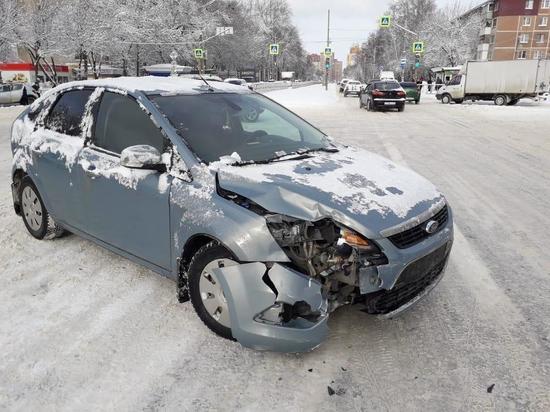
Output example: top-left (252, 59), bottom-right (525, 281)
top-left (212, 262), bottom-right (329, 353)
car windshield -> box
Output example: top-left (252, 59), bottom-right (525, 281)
top-left (400, 82), bottom-right (417, 88)
top-left (348, 81), bottom-right (360, 85)
top-left (151, 93), bottom-right (331, 164)
top-left (374, 81), bottom-right (400, 90)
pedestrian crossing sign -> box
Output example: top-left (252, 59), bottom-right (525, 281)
top-left (194, 48), bottom-right (204, 59)
top-left (269, 44), bottom-right (279, 55)
top-left (380, 16), bottom-right (391, 28)
top-left (412, 42), bottom-right (424, 53)
top-left (324, 47), bottom-right (332, 57)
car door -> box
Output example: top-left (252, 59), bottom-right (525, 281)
top-left (31, 88), bottom-right (94, 225)
top-left (74, 91), bottom-right (172, 270)
top-left (0, 85), bottom-right (12, 104)
top-left (10, 84), bottom-right (23, 103)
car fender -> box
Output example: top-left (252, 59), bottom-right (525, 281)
top-left (169, 177), bottom-right (289, 274)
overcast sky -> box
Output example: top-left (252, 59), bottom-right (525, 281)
top-left (286, 0), bottom-right (482, 64)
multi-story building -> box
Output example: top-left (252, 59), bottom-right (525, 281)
top-left (307, 53), bottom-right (343, 83)
top-left (331, 59), bottom-right (343, 83)
top-left (468, 0), bottom-right (550, 60)
top-left (347, 45), bottom-right (361, 66)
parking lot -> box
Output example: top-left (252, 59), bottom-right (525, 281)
top-left (1, 85), bottom-right (549, 411)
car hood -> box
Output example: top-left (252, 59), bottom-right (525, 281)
top-left (212, 146), bottom-right (444, 238)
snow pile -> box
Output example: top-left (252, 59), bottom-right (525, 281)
top-left (265, 84), bottom-right (339, 108)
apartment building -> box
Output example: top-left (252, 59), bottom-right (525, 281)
top-left (307, 53), bottom-right (343, 83)
top-left (468, 0), bottom-right (550, 60)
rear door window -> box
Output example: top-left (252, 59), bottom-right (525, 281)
top-left (374, 81), bottom-right (400, 90)
top-left (44, 89), bottom-right (93, 136)
top-left (93, 92), bottom-right (166, 154)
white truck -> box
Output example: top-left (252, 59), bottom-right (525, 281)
top-left (437, 60), bottom-right (550, 106)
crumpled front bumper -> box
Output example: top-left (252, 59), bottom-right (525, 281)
top-left (212, 262), bottom-right (329, 353)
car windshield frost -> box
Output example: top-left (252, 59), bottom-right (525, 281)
top-left (151, 93), bottom-right (331, 164)
top-left (374, 81), bottom-right (400, 90)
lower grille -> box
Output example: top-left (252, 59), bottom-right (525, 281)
top-left (389, 205), bottom-right (448, 249)
top-left (363, 243), bottom-right (450, 315)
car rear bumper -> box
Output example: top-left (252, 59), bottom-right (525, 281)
top-left (373, 98), bottom-right (405, 107)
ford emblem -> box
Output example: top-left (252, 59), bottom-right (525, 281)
top-left (425, 220), bottom-right (439, 234)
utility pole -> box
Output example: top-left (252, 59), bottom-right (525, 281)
top-left (325, 9), bottom-right (330, 90)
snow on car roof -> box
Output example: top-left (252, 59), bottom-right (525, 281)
top-left (42, 76), bottom-right (248, 96)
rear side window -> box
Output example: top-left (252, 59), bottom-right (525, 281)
top-left (93, 92), bottom-right (166, 154)
top-left (44, 89), bottom-right (93, 136)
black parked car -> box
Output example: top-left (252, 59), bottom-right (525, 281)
top-left (359, 80), bottom-right (406, 112)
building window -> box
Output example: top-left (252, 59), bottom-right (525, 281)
top-left (518, 33), bottom-right (529, 43)
top-left (525, 0), bottom-right (534, 9)
top-left (517, 50), bottom-right (528, 59)
top-left (542, 0), bottom-right (550, 8)
top-left (523, 16), bottom-right (532, 26)
top-left (540, 16), bottom-right (549, 26)
top-left (494, 1), bottom-right (499, 11)
top-left (533, 50), bottom-right (546, 59)
top-left (536, 33), bottom-right (546, 43)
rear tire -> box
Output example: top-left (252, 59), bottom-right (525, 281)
top-left (19, 177), bottom-right (64, 240)
top-left (414, 100), bottom-right (419, 104)
top-left (494, 94), bottom-right (508, 106)
top-left (398, 105), bottom-right (405, 112)
top-left (507, 99), bottom-right (519, 106)
top-left (188, 241), bottom-right (238, 341)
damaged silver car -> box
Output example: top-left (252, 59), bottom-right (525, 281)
top-left (10, 77), bottom-right (453, 352)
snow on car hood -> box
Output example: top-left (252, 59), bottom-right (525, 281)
top-left (213, 146), bottom-right (444, 238)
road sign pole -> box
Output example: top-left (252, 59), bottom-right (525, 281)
top-left (325, 9), bottom-right (330, 90)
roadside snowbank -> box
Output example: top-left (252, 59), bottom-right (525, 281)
top-left (265, 84), bottom-right (339, 108)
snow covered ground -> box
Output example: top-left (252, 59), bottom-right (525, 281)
top-left (1, 85), bottom-right (550, 411)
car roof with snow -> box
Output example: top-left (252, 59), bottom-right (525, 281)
top-left (43, 76), bottom-right (250, 97)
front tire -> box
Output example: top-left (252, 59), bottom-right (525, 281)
top-left (188, 241), bottom-right (238, 341)
top-left (20, 177), bottom-right (64, 240)
top-left (441, 94), bottom-right (452, 104)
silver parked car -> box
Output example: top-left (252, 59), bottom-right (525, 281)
top-left (0, 83), bottom-right (38, 105)
top-left (10, 77), bottom-right (453, 352)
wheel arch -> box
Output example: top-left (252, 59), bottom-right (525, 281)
top-left (11, 169), bottom-right (28, 215)
top-left (179, 233), bottom-right (239, 272)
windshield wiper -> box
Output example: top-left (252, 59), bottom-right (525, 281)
top-left (231, 146), bottom-right (339, 167)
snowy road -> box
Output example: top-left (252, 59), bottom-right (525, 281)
top-left (1, 86), bottom-right (550, 411)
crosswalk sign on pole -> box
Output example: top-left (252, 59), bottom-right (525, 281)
top-left (412, 41), bottom-right (424, 53)
top-left (269, 44), bottom-right (279, 55)
top-left (324, 47), bottom-right (332, 57)
top-left (380, 15), bottom-right (391, 28)
top-left (194, 48), bottom-right (204, 59)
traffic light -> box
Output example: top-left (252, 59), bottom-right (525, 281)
top-left (325, 57), bottom-right (331, 69)
top-left (415, 53), bottom-right (421, 68)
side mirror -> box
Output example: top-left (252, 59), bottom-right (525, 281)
top-left (120, 145), bottom-right (164, 171)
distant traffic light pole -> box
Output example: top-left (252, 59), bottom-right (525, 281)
top-left (325, 9), bottom-right (330, 90)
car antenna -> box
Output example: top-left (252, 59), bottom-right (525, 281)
top-left (197, 71), bottom-right (214, 91)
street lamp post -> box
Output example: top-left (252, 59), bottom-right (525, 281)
top-left (170, 50), bottom-right (178, 77)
